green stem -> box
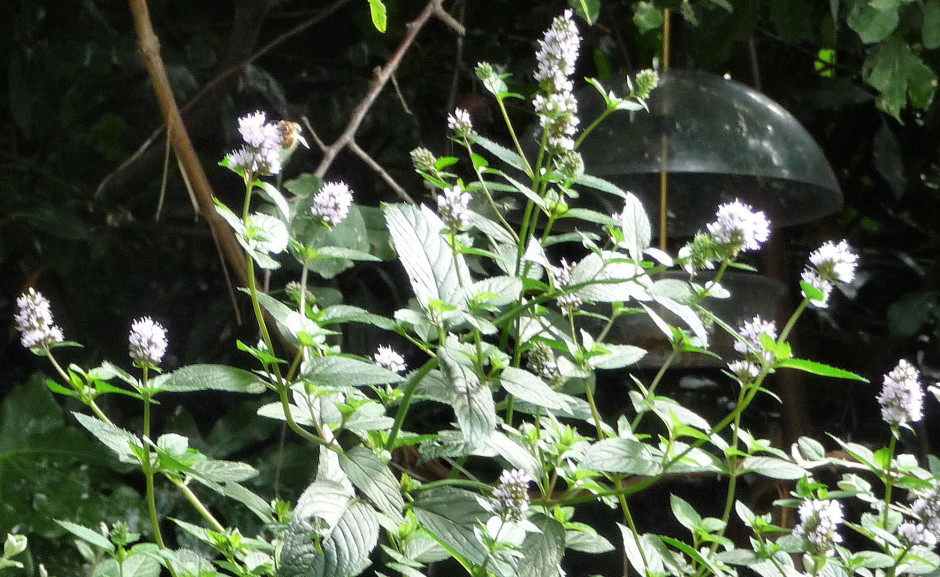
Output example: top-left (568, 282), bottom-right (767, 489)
top-left (493, 97), bottom-right (532, 178)
top-left (882, 433), bottom-right (898, 528)
top-left (575, 107), bottom-right (613, 149)
top-left (386, 357), bottom-right (439, 450)
top-left (170, 478), bottom-right (225, 533)
top-left (630, 346), bottom-right (680, 431)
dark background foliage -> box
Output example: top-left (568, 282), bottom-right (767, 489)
top-left (1, 0), bottom-right (939, 574)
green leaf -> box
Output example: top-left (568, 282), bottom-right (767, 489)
top-left (154, 364), bottom-right (268, 394)
top-left (339, 447), bottom-right (404, 523)
top-left (439, 345), bottom-right (495, 448)
top-left (588, 344), bottom-right (647, 369)
top-left (580, 438), bottom-right (663, 475)
top-left (617, 193), bottom-right (651, 261)
top-left (72, 413), bottom-right (141, 462)
top-left (189, 459), bottom-right (259, 483)
top-left (925, 0), bottom-right (940, 49)
top-left (280, 500), bottom-right (380, 577)
top-left (863, 35), bottom-right (938, 119)
top-left (619, 525), bottom-right (664, 576)
top-left (847, 1), bottom-right (899, 43)
top-left (499, 367), bottom-right (576, 412)
top-left (368, 0), bottom-right (387, 32)
top-left (55, 520), bottom-right (114, 553)
top-left (385, 203), bottom-right (469, 312)
top-left (316, 246), bottom-right (381, 262)
top-left (468, 276), bottom-right (522, 308)
top-left (775, 358), bottom-right (868, 382)
top-left (303, 356), bottom-right (404, 388)
top-left (517, 514), bottom-right (566, 577)
top-left (572, 174), bottom-right (629, 199)
top-left (634, 2), bottom-right (664, 33)
top-left (94, 554), bottom-right (161, 577)
top-left (469, 135), bottom-right (528, 172)
top-left (412, 488), bottom-right (491, 571)
top-left (565, 530), bottom-right (615, 553)
top-left (256, 181), bottom-right (291, 220)
top-left (741, 456), bottom-right (807, 480)
top-left (797, 436), bottom-right (827, 461)
top-left (319, 305), bottom-right (397, 330)
top-left (670, 494), bottom-right (703, 533)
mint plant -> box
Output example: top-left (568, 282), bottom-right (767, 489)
top-left (11, 9), bottom-right (940, 577)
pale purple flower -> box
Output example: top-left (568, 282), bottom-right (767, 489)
top-left (15, 288), bottom-right (64, 349)
top-left (877, 359), bottom-right (923, 428)
top-left (801, 269), bottom-right (834, 308)
top-left (312, 181), bottom-right (353, 226)
top-left (534, 10), bottom-right (580, 91)
top-left (492, 469), bottom-right (532, 523)
top-left (447, 108), bottom-right (474, 138)
top-left (793, 499), bottom-right (844, 556)
top-left (911, 488), bottom-right (940, 536)
top-left (129, 317), bottom-right (168, 366)
top-left (728, 360), bottom-right (760, 383)
top-left (733, 315), bottom-right (777, 362)
top-left (437, 184), bottom-right (471, 229)
top-left (898, 521), bottom-right (937, 547)
top-left (374, 346), bottom-right (406, 374)
top-left (808, 240), bottom-right (858, 285)
top-left (238, 111), bottom-right (280, 150)
top-left (706, 200), bottom-right (770, 253)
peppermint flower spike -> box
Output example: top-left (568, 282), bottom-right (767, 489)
top-left (793, 498), bottom-right (844, 556)
top-left (808, 240), bottom-right (858, 285)
top-left (374, 346), bottom-right (407, 374)
top-left (534, 10), bottom-right (580, 92)
top-left (877, 359), bottom-right (923, 429)
top-left (706, 199), bottom-right (770, 254)
top-left (15, 288), bottom-right (65, 349)
top-left (129, 317), bottom-right (168, 367)
top-left (492, 469), bottom-right (533, 523)
top-left (311, 181), bottom-right (354, 227)
top-left (800, 269), bottom-right (833, 309)
top-left (437, 184), bottom-right (471, 230)
top-left (733, 315), bottom-right (777, 363)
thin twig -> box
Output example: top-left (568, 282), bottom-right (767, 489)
top-left (313, 0), bottom-right (465, 179)
top-left (348, 141), bottom-right (415, 203)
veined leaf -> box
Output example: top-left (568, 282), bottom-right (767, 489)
top-left (619, 525), bottom-right (664, 576)
top-left (439, 345), bottom-right (495, 448)
top-left (412, 488), bottom-right (493, 572)
top-left (368, 0), bottom-right (387, 32)
top-left (280, 500), bottom-right (380, 577)
top-left (580, 438), bottom-right (662, 475)
top-left (588, 344), bottom-right (646, 369)
top-left (340, 447), bottom-right (404, 523)
top-left (153, 364), bottom-right (267, 394)
top-left (72, 413), bottom-right (141, 463)
top-left (385, 204), bottom-right (469, 311)
top-left (55, 520), bottom-right (115, 552)
top-left (190, 459), bottom-right (258, 483)
top-left (517, 514), bottom-right (565, 577)
top-left (470, 135), bottom-right (528, 172)
top-left (302, 356), bottom-right (404, 388)
top-left (618, 193), bottom-right (651, 261)
top-left (499, 367), bottom-right (573, 412)
top-left (741, 456), bottom-right (807, 480)
top-left (468, 276), bottom-right (522, 308)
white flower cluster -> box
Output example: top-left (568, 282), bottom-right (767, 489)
top-left (437, 184), bottom-right (471, 230)
top-left (801, 240), bottom-right (858, 308)
top-left (15, 288), bottom-right (64, 349)
top-left (732, 315), bottom-right (777, 374)
top-left (898, 521), bottom-right (937, 548)
top-left (706, 200), bottom-right (770, 253)
top-left (911, 488), bottom-right (940, 537)
top-left (311, 181), bottom-right (354, 226)
top-left (793, 498), bottom-right (844, 556)
top-left (226, 111), bottom-right (283, 177)
top-left (447, 108), bottom-right (474, 139)
top-left (533, 10), bottom-right (581, 154)
top-left (877, 359), bottom-right (924, 428)
top-left (551, 258), bottom-right (581, 309)
top-left (374, 345), bottom-right (406, 374)
top-left (129, 317), bottom-right (168, 366)
top-left (492, 469), bottom-right (532, 523)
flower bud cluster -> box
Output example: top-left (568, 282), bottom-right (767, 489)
top-left (551, 258), bottom-right (581, 310)
top-left (447, 108), bottom-right (475, 139)
top-left (731, 315), bottom-right (777, 376)
top-left (374, 345), bottom-right (407, 374)
top-left (528, 342), bottom-right (563, 387)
